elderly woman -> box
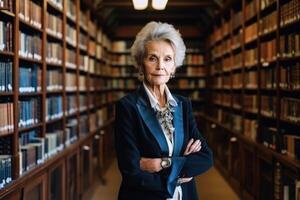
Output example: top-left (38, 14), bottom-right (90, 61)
top-left (115, 21), bottom-right (213, 200)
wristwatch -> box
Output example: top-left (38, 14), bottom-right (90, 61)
top-left (160, 157), bottom-right (172, 169)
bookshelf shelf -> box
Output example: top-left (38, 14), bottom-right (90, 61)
top-left (279, 55), bottom-right (300, 62)
top-left (79, 46), bottom-right (87, 53)
top-left (46, 31), bottom-right (63, 42)
top-left (0, 50), bottom-right (14, 56)
top-left (18, 123), bottom-right (43, 133)
top-left (231, 45), bottom-right (242, 53)
top-left (66, 41), bottom-right (77, 49)
top-left (232, 25), bottom-right (242, 34)
top-left (260, 59), bottom-right (277, 67)
top-left (46, 90), bottom-right (63, 94)
top-left (19, 92), bottom-right (43, 96)
top-left (19, 19), bottom-right (43, 33)
top-left (279, 118), bottom-right (300, 127)
top-left (245, 15), bottom-right (258, 27)
top-left (0, 9), bottom-right (14, 17)
top-left (65, 112), bottom-right (78, 119)
top-left (260, 1), bottom-right (277, 17)
top-left (46, 62), bottom-right (63, 68)
top-left (46, 117), bottom-right (63, 124)
top-left (47, 1), bottom-right (63, 13)
top-left (19, 57), bottom-right (43, 64)
top-left (258, 28), bottom-right (277, 40)
top-left (66, 15), bottom-right (76, 26)
top-left (244, 38), bottom-right (258, 47)
top-left (0, 92), bottom-right (13, 96)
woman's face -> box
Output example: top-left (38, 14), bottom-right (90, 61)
top-left (143, 40), bottom-right (175, 86)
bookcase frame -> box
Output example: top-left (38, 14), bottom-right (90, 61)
top-left (0, 0), bottom-right (115, 199)
top-left (202, 0), bottom-right (300, 199)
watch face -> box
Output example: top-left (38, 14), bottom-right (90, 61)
top-left (161, 158), bottom-right (171, 168)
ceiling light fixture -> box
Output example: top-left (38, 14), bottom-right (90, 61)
top-left (132, 0), bottom-right (168, 10)
top-left (132, 0), bottom-right (148, 10)
top-left (152, 0), bottom-right (168, 10)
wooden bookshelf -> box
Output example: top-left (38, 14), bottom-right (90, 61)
top-left (204, 0), bottom-right (300, 199)
top-left (0, 0), bottom-right (115, 199)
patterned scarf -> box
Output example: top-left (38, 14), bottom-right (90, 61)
top-left (155, 103), bottom-right (175, 143)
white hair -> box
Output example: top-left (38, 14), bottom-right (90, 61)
top-left (131, 21), bottom-right (186, 72)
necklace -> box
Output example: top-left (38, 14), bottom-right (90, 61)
top-left (155, 103), bottom-right (175, 143)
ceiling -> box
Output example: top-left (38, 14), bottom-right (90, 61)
top-left (89, 0), bottom-right (225, 40)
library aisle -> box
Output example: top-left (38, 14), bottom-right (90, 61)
top-left (87, 159), bottom-right (240, 200)
top-left (1, 0), bottom-right (300, 199)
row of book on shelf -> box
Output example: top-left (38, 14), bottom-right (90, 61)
top-left (19, 0), bottom-right (42, 29)
top-left (213, 93), bottom-right (300, 122)
top-left (211, 61), bottom-right (300, 90)
top-left (210, 107), bottom-right (300, 161)
top-left (0, 102), bottom-right (114, 188)
top-left (0, 98), bottom-right (113, 135)
top-left (0, 0), bottom-right (13, 11)
top-left (211, 0), bottom-right (299, 44)
top-left (274, 161), bottom-right (300, 200)
top-left (0, 21), bottom-right (13, 52)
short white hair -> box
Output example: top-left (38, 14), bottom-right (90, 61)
top-left (131, 21), bottom-right (186, 71)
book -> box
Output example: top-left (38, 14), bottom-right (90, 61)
top-left (66, 48), bottom-right (76, 69)
top-left (66, 72), bottom-right (77, 92)
top-left (0, 102), bottom-right (13, 135)
top-left (0, 0), bottom-right (13, 12)
top-left (46, 12), bottom-right (62, 39)
top-left (19, 64), bottom-right (41, 93)
top-left (0, 60), bottom-right (12, 92)
top-left (66, 0), bottom-right (76, 21)
top-left (281, 97), bottom-right (300, 123)
top-left (19, 30), bottom-right (42, 61)
top-left (261, 95), bottom-right (277, 117)
top-left (45, 96), bottom-right (63, 122)
top-left (46, 69), bottom-right (63, 91)
top-left (18, 98), bottom-right (40, 128)
top-left (19, 0), bottom-right (42, 29)
top-left (66, 95), bottom-right (77, 116)
top-left (280, 0), bottom-right (300, 27)
top-left (0, 20), bottom-right (13, 52)
top-left (46, 41), bottom-right (63, 65)
top-left (0, 155), bottom-right (12, 189)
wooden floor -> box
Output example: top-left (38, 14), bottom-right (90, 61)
top-left (86, 159), bottom-right (240, 200)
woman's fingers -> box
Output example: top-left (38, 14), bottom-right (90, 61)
top-left (178, 177), bottom-right (193, 184)
top-left (184, 139), bottom-right (201, 155)
top-left (184, 138), bottom-right (194, 155)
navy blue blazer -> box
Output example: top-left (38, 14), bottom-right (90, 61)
top-left (115, 85), bottom-right (213, 200)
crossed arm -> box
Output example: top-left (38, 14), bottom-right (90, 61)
top-left (140, 138), bottom-right (202, 184)
top-left (115, 98), bottom-right (213, 196)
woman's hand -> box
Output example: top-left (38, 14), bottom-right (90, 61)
top-left (140, 158), bottom-right (162, 173)
top-left (179, 138), bottom-right (201, 184)
top-left (183, 138), bottom-right (201, 156)
top-left (178, 177), bottom-right (193, 184)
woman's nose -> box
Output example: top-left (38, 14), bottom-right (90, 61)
top-left (156, 60), bottom-right (164, 70)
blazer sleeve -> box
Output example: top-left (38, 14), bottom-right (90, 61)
top-left (177, 99), bottom-right (213, 178)
top-left (114, 99), bottom-right (169, 195)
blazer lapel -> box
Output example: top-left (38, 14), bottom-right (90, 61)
top-left (136, 86), bottom-right (169, 154)
top-left (173, 100), bottom-right (184, 156)
top-left (135, 86), bottom-right (184, 156)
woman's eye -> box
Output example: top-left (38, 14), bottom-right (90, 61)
top-left (165, 57), bottom-right (172, 62)
top-left (149, 56), bottom-right (157, 62)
